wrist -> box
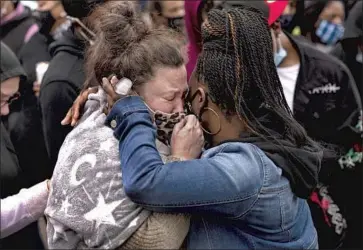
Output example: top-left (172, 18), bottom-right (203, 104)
top-left (168, 155), bottom-right (187, 162)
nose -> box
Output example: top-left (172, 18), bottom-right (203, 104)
top-left (331, 16), bottom-right (343, 25)
top-left (174, 98), bottom-right (185, 113)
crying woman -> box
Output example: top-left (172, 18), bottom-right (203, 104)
top-left (44, 1), bottom-right (195, 249)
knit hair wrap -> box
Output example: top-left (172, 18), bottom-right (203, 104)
top-left (45, 87), bottom-right (189, 249)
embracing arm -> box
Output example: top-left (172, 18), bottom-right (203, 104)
top-left (107, 96), bottom-right (262, 215)
top-left (1, 180), bottom-right (49, 239)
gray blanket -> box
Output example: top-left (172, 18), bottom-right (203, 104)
top-left (45, 89), bottom-right (177, 249)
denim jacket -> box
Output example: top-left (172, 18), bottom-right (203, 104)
top-left (107, 96), bottom-right (318, 249)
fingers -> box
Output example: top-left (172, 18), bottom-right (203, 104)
top-left (61, 87), bottom-right (98, 126)
top-left (102, 77), bottom-right (119, 101)
top-left (184, 115), bottom-right (198, 130)
top-left (61, 107), bottom-right (73, 125)
top-left (172, 117), bottom-right (187, 135)
top-left (110, 75), bottom-right (119, 86)
top-left (71, 97), bottom-right (82, 126)
top-left (105, 95), bottom-right (114, 114)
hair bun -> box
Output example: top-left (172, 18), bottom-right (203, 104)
top-left (86, 1), bottom-right (150, 50)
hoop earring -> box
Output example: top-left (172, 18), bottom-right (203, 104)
top-left (200, 107), bottom-right (221, 135)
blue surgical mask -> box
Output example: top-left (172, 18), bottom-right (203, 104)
top-left (315, 20), bottom-right (345, 46)
top-left (274, 36), bottom-right (287, 67)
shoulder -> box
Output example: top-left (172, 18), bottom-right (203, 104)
top-left (203, 142), bottom-right (265, 181)
top-left (41, 56), bottom-right (84, 92)
top-left (298, 41), bottom-right (351, 78)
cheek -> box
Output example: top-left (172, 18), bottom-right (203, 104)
top-left (147, 98), bottom-right (174, 113)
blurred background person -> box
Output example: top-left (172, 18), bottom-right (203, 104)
top-left (267, 2), bottom-right (361, 248)
top-left (0, 0), bottom-right (51, 215)
top-left (31, 0), bottom-right (70, 97)
top-left (0, 41), bottom-right (45, 249)
top-left (0, 0), bottom-right (50, 83)
top-left (300, 0), bottom-right (347, 53)
top-left (33, 0), bottom-right (70, 43)
top-left (39, 0), bottom-right (104, 170)
top-left (1, 0), bottom-right (39, 57)
top-left (147, 0), bottom-right (186, 35)
top-left (331, 3), bottom-right (363, 248)
top-left (280, 0), bottom-right (298, 31)
top-left (331, 1), bottom-right (362, 95)
top-left (279, 0), bottom-right (306, 35)
top-left (184, 0), bottom-right (215, 80)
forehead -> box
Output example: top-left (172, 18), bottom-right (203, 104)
top-left (153, 66), bottom-right (188, 91)
top-left (161, 1), bottom-right (185, 13)
top-left (320, 1), bottom-right (345, 17)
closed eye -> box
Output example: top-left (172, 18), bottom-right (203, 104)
top-left (165, 94), bottom-right (176, 101)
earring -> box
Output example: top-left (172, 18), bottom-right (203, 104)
top-left (200, 107), bottom-right (221, 135)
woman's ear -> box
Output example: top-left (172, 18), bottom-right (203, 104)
top-left (192, 87), bottom-right (207, 115)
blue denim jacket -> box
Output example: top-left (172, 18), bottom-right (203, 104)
top-left (107, 96), bottom-right (318, 249)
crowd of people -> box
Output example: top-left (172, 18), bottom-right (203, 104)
top-left (0, 0), bottom-right (362, 249)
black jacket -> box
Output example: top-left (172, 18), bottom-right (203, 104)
top-left (39, 29), bottom-right (86, 168)
top-left (288, 33), bottom-right (363, 249)
top-left (331, 1), bottom-right (362, 95)
top-left (289, 33), bottom-right (361, 151)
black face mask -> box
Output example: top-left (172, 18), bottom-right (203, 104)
top-left (280, 14), bottom-right (294, 29)
top-left (33, 10), bottom-right (56, 36)
top-left (166, 16), bottom-right (184, 32)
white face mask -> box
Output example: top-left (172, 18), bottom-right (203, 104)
top-left (274, 35), bottom-right (287, 67)
top-left (356, 51), bottom-right (363, 63)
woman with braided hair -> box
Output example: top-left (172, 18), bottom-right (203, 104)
top-left (101, 5), bottom-right (323, 249)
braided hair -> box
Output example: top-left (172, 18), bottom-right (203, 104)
top-left (196, 6), bottom-right (310, 147)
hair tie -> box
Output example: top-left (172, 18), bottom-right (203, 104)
top-left (115, 78), bottom-right (133, 95)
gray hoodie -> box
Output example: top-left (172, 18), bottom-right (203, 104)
top-left (45, 88), bottom-right (189, 249)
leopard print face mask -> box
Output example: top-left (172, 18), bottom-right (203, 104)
top-left (154, 111), bottom-right (185, 146)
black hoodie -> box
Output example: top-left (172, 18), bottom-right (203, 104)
top-left (224, 131), bottom-right (323, 199)
top-left (331, 1), bottom-right (362, 95)
top-left (0, 42), bottom-right (44, 250)
top-left (0, 42), bottom-right (26, 198)
top-left (39, 29), bottom-right (85, 169)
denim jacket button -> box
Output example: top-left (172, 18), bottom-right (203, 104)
top-left (110, 119), bottom-right (117, 128)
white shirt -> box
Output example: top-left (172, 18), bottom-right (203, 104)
top-left (1, 181), bottom-right (49, 238)
top-left (277, 64), bottom-right (300, 112)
